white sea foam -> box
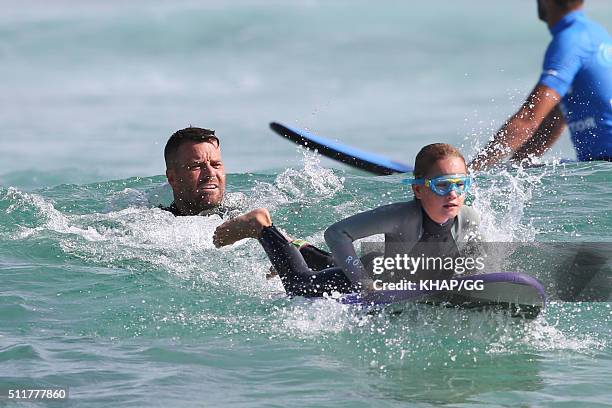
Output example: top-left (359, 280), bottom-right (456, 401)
top-left (275, 150), bottom-right (344, 201)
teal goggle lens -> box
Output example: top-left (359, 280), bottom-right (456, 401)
top-left (402, 174), bottom-right (473, 196)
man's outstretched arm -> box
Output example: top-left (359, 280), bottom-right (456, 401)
top-left (510, 104), bottom-right (566, 165)
top-left (470, 84), bottom-right (562, 171)
top-left (213, 208), bottom-right (273, 247)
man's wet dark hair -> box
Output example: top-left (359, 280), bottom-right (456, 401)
top-left (554, 0), bottom-right (584, 9)
top-left (164, 127), bottom-right (220, 168)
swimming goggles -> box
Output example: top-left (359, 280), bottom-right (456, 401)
top-left (403, 174), bottom-right (473, 196)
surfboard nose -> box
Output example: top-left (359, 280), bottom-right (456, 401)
top-left (270, 122), bottom-right (414, 175)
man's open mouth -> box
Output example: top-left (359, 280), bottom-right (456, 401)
top-left (199, 184), bottom-right (218, 190)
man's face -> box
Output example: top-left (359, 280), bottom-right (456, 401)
top-left (166, 140), bottom-right (226, 214)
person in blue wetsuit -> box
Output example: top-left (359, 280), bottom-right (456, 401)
top-left (471, 0), bottom-right (612, 170)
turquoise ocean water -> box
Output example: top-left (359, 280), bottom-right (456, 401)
top-left (1, 1), bottom-right (611, 406)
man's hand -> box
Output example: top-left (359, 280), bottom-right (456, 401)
top-left (470, 85), bottom-right (562, 171)
top-left (213, 208), bottom-right (272, 248)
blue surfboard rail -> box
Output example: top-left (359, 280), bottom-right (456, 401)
top-left (270, 122), bottom-right (414, 175)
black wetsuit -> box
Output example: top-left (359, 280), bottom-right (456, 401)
top-left (160, 202), bottom-right (231, 218)
top-left (258, 225), bottom-right (355, 297)
top-left (258, 208), bottom-right (461, 297)
top-left (160, 203), bottom-right (184, 217)
top-left (407, 210), bottom-right (460, 281)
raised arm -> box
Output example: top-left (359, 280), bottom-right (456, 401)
top-left (509, 104), bottom-right (566, 165)
top-left (470, 84), bottom-right (562, 171)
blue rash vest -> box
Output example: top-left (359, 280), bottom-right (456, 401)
top-left (538, 10), bottom-right (612, 161)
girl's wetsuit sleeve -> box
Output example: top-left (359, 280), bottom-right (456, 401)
top-left (324, 203), bottom-right (414, 287)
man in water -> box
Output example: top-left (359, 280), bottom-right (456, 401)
top-left (471, 0), bottom-right (612, 170)
top-left (163, 126), bottom-right (339, 284)
top-left (162, 126), bottom-right (274, 245)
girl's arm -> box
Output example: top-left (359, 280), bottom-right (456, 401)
top-left (324, 204), bottom-right (404, 288)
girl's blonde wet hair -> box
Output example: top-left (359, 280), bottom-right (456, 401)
top-left (413, 143), bottom-right (467, 178)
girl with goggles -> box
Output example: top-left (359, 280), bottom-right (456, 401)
top-left (324, 143), bottom-right (481, 293)
top-left (404, 174), bottom-right (473, 196)
top-left (252, 143), bottom-right (482, 300)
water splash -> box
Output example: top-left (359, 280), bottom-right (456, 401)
top-left (275, 149), bottom-right (345, 202)
top-left (472, 166), bottom-right (547, 242)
